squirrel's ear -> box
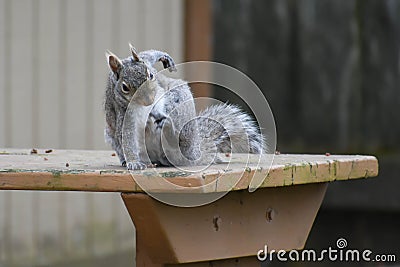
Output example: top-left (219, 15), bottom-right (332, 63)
top-left (129, 43), bottom-right (140, 61)
top-left (105, 50), bottom-right (122, 76)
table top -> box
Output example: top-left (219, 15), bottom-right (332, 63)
top-left (0, 149), bottom-right (378, 193)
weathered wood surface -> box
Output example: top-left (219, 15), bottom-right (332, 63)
top-left (0, 149), bottom-right (378, 193)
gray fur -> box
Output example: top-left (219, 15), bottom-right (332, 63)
top-left (104, 46), bottom-right (265, 170)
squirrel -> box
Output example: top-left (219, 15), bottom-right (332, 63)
top-left (104, 44), bottom-right (265, 170)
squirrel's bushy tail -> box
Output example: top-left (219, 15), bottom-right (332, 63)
top-left (196, 104), bottom-right (265, 154)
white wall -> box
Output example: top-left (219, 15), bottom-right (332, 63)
top-left (0, 0), bottom-right (184, 150)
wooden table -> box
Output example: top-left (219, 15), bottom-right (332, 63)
top-left (0, 149), bottom-right (378, 266)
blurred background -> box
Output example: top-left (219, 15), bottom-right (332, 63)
top-left (0, 0), bottom-right (399, 266)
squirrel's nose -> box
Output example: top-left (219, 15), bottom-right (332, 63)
top-left (154, 118), bottom-right (165, 128)
top-left (150, 111), bottom-right (167, 129)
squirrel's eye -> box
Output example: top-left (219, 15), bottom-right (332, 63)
top-left (121, 83), bottom-right (130, 94)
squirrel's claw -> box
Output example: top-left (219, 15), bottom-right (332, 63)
top-left (160, 55), bottom-right (177, 72)
top-left (138, 49), bottom-right (177, 72)
top-left (126, 161), bottom-right (147, 170)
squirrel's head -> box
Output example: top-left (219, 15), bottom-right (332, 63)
top-left (106, 44), bottom-right (156, 106)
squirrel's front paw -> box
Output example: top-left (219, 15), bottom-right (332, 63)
top-left (126, 161), bottom-right (147, 170)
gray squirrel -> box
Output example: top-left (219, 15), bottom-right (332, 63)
top-left (104, 44), bottom-right (265, 170)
